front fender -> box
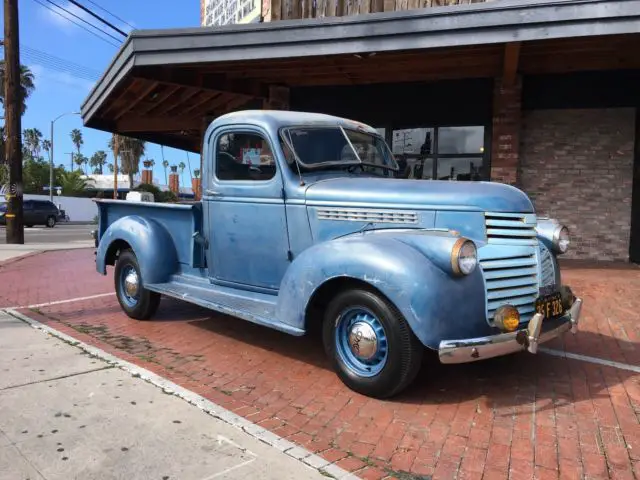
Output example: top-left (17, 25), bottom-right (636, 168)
top-left (96, 215), bottom-right (179, 285)
top-left (276, 231), bottom-right (489, 348)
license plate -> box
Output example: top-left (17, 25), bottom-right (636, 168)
top-left (535, 292), bottom-right (564, 320)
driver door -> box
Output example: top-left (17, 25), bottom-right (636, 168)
top-left (203, 127), bottom-right (290, 292)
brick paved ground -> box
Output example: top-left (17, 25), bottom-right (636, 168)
top-left (4, 250), bottom-right (640, 479)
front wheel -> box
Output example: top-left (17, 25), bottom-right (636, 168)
top-left (114, 249), bottom-right (161, 320)
top-left (322, 288), bottom-right (423, 399)
top-left (46, 216), bottom-right (56, 228)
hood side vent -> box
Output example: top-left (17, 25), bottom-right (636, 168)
top-left (317, 208), bottom-right (418, 224)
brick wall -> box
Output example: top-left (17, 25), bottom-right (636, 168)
top-left (520, 108), bottom-right (636, 261)
top-left (490, 77), bottom-right (521, 185)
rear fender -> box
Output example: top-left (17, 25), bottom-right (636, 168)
top-left (96, 215), bottom-right (179, 285)
top-left (275, 231), bottom-right (488, 348)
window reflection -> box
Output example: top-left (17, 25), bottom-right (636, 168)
top-left (390, 126), bottom-right (486, 181)
top-left (436, 157), bottom-right (484, 181)
top-left (438, 127), bottom-right (484, 154)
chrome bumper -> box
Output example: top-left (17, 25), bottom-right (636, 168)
top-left (438, 297), bottom-right (582, 364)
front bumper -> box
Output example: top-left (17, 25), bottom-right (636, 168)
top-left (438, 297), bottom-right (582, 364)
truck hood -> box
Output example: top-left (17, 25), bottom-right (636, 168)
top-left (304, 177), bottom-right (534, 213)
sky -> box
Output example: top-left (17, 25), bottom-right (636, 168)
top-left (6, 0), bottom-right (199, 187)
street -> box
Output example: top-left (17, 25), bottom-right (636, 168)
top-left (0, 224), bottom-right (94, 245)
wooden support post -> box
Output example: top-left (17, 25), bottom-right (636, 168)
top-left (502, 42), bottom-right (521, 88)
top-left (263, 85), bottom-right (290, 111)
top-left (3, 0), bottom-right (24, 244)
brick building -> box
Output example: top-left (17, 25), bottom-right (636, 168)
top-left (82, 0), bottom-right (640, 262)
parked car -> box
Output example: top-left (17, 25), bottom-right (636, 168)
top-left (0, 200), bottom-right (60, 228)
top-left (92, 110), bottom-right (582, 399)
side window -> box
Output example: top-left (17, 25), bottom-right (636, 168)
top-left (215, 132), bottom-right (276, 182)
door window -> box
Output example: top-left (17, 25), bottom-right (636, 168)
top-left (215, 132), bottom-right (276, 182)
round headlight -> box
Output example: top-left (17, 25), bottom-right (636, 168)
top-left (452, 238), bottom-right (477, 276)
top-left (554, 225), bottom-right (570, 254)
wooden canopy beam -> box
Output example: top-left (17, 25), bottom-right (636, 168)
top-left (502, 41), bottom-right (521, 86)
top-left (133, 68), bottom-right (267, 99)
top-left (116, 115), bottom-right (202, 133)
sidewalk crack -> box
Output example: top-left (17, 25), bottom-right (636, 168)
top-left (0, 366), bottom-right (114, 392)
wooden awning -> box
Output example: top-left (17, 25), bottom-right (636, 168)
top-left (81, 0), bottom-right (640, 152)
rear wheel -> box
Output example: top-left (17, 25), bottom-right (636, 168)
top-left (114, 249), bottom-right (161, 320)
top-left (322, 288), bottom-right (423, 399)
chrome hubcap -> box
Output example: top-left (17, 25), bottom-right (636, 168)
top-left (124, 270), bottom-right (139, 297)
top-left (348, 321), bottom-right (378, 361)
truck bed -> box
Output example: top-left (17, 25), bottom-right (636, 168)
top-left (95, 199), bottom-right (206, 269)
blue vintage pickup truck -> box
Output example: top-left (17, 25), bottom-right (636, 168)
top-left (93, 110), bottom-right (582, 398)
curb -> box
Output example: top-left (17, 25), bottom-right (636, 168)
top-left (0, 250), bottom-right (43, 268)
top-left (4, 308), bottom-right (361, 480)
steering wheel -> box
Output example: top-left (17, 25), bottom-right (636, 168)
top-left (347, 164), bottom-right (364, 174)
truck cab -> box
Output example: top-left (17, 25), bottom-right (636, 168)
top-left (93, 110), bottom-right (582, 399)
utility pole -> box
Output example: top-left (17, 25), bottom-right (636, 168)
top-left (4, 0), bottom-right (24, 244)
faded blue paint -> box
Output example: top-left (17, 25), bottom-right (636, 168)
top-left (95, 110), bottom-right (572, 355)
top-left (274, 229), bottom-right (489, 348)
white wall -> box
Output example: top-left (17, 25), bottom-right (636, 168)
top-left (21, 195), bottom-right (97, 222)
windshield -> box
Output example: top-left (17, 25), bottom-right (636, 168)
top-left (280, 126), bottom-right (398, 175)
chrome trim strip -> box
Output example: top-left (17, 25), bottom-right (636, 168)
top-left (316, 207), bottom-right (418, 224)
top-left (438, 297), bottom-right (582, 364)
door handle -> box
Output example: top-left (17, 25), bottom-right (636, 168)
top-left (205, 189), bottom-right (222, 197)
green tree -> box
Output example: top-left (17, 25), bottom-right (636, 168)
top-left (23, 128), bottom-right (43, 159)
top-left (60, 170), bottom-right (93, 196)
top-left (109, 134), bottom-right (145, 189)
top-left (42, 139), bottom-right (52, 163)
top-left (22, 157), bottom-right (65, 194)
top-left (107, 162), bottom-right (114, 173)
top-left (0, 61), bottom-right (36, 116)
top-left (70, 128), bottom-right (83, 160)
top-left (73, 153), bottom-right (88, 174)
top-left (90, 150), bottom-right (108, 174)
top-left (178, 161), bottom-right (186, 188)
top-left (162, 159), bottom-right (169, 184)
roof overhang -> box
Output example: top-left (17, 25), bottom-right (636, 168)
top-left (81, 0), bottom-right (640, 151)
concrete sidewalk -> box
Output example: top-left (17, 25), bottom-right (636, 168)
top-left (0, 312), bottom-right (329, 480)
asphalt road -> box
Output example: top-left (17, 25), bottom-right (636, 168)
top-left (0, 223), bottom-right (95, 245)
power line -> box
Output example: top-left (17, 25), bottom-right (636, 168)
top-left (41, 0), bottom-right (124, 43)
top-left (20, 44), bottom-right (102, 80)
top-left (67, 0), bottom-right (128, 37)
top-left (82, 0), bottom-right (136, 30)
top-left (31, 0), bottom-right (121, 47)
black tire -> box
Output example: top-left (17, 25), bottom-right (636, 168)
top-left (322, 288), bottom-right (423, 399)
top-left (114, 249), bottom-right (161, 320)
top-left (46, 216), bottom-right (56, 228)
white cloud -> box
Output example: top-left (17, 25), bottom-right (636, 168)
top-left (29, 64), bottom-right (96, 92)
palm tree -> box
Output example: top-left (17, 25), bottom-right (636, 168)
top-left (178, 161), bottom-right (186, 188)
top-left (108, 134), bottom-right (145, 190)
top-left (162, 159), bottom-right (169, 185)
top-left (73, 153), bottom-right (87, 174)
top-left (107, 163), bottom-right (114, 173)
top-left (90, 150), bottom-right (108, 174)
top-left (60, 170), bottom-right (93, 195)
top-left (42, 139), bottom-right (52, 163)
top-left (70, 129), bottom-right (83, 167)
top-left (23, 128), bottom-right (43, 159)
top-left (0, 61), bottom-right (36, 116)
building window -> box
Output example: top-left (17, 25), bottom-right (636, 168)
top-left (391, 126), bottom-right (486, 181)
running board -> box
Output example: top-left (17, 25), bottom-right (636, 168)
top-left (145, 281), bottom-right (304, 336)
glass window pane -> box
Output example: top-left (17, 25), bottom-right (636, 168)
top-left (392, 128), bottom-right (434, 155)
top-left (437, 126), bottom-right (484, 154)
top-left (394, 156), bottom-right (434, 180)
top-left (216, 132), bottom-right (276, 181)
top-left (436, 157), bottom-right (484, 181)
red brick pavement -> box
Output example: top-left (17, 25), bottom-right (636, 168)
top-left (4, 251), bottom-right (640, 479)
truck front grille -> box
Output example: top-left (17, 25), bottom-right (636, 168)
top-left (480, 211), bottom-right (541, 324)
top-left (539, 242), bottom-right (556, 288)
top-left (485, 212), bottom-right (538, 246)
